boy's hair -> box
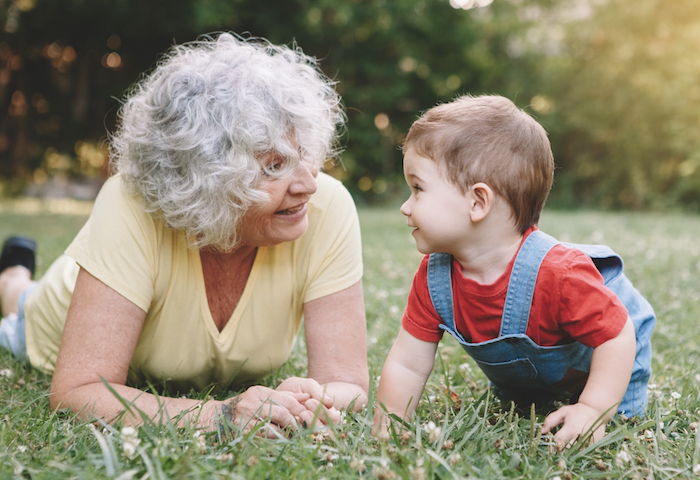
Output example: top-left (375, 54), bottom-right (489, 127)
top-left (403, 95), bottom-right (554, 233)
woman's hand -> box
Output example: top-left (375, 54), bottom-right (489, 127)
top-left (276, 377), bottom-right (341, 426)
top-left (209, 385), bottom-right (316, 437)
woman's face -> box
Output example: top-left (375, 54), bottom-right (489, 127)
top-left (237, 154), bottom-right (319, 247)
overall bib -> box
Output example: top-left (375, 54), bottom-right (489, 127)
top-left (427, 230), bottom-right (655, 416)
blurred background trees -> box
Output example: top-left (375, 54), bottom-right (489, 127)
top-left (0, 0), bottom-right (698, 210)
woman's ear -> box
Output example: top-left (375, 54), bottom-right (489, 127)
top-left (468, 182), bottom-right (494, 223)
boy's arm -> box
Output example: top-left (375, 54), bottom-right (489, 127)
top-left (542, 317), bottom-right (635, 447)
top-left (373, 327), bottom-right (438, 436)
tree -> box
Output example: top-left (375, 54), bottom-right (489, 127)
top-left (536, 0), bottom-right (700, 210)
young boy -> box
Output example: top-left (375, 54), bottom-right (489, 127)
top-left (374, 95), bottom-right (655, 446)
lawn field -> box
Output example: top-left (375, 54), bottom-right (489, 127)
top-left (0, 199), bottom-right (698, 479)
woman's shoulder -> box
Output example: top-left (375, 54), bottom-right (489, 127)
top-left (91, 174), bottom-right (159, 226)
top-left (311, 171), bottom-right (350, 202)
top-left (94, 174), bottom-right (138, 207)
top-left (307, 172), bottom-right (356, 222)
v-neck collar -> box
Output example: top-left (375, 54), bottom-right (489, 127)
top-left (194, 247), bottom-right (266, 341)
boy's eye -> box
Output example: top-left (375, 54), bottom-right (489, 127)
top-left (412, 184), bottom-right (422, 192)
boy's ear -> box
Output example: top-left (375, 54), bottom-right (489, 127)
top-left (468, 182), bottom-right (494, 223)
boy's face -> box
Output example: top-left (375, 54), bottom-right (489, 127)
top-left (400, 148), bottom-right (472, 255)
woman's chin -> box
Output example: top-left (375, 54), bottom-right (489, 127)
top-left (258, 217), bottom-right (310, 246)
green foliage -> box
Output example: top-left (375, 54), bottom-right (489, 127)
top-left (538, 0), bottom-right (700, 211)
top-left (0, 201), bottom-right (699, 478)
top-left (1, 0), bottom-right (699, 208)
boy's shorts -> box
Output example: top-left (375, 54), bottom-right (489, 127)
top-left (0, 285), bottom-right (36, 361)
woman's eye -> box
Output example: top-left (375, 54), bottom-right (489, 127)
top-left (263, 156), bottom-right (285, 175)
top-left (413, 185), bottom-right (422, 192)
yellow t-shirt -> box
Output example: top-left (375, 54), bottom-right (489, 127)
top-left (24, 172), bottom-right (363, 392)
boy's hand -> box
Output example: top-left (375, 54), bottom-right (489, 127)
top-left (541, 402), bottom-right (606, 449)
top-left (542, 318), bottom-right (635, 449)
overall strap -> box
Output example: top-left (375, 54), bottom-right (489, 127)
top-left (500, 230), bottom-right (559, 336)
top-left (427, 253), bottom-right (456, 331)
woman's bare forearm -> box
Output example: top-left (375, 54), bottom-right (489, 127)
top-left (50, 382), bottom-right (216, 428)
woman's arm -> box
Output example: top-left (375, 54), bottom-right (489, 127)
top-left (292, 280), bottom-right (369, 412)
top-left (51, 267), bottom-right (313, 432)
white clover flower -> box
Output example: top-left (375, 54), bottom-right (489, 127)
top-left (122, 441), bottom-right (137, 459)
top-left (693, 464), bottom-right (700, 476)
top-left (671, 392), bottom-right (682, 401)
top-left (312, 429), bottom-right (330, 443)
top-left (120, 426), bottom-right (140, 460)
top-left (458, 363), bottom-right (472, 373)
top-left (17, 445), bottom-right (27, 453)
top-left (424, 421), bottom-right (441, 443)
top-left (615, 449), bottom-right (631, 466)
top-left (193, 431), bottom-right (206, 453)
top-left (0, 369), bottom-right (11, 378)
top-left (409, 465), bottom-right (426, 480)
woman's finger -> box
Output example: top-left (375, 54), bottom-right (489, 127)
top-left (220, 386), bottom-right (307, 432)
top-left (278, 377), bottom-right (333, 407)
top-left (303, 399), bottom-right (341, 425)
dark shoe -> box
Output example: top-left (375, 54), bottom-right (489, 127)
top-left (0, 236), bottom-right (37, 278)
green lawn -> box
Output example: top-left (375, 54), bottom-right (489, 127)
top-left (0, 199), bottom-right (699, 479)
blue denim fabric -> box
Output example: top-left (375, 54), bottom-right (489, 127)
top-left (427, 230), bottom-right (655, 417)
top-left (0, 284), bottom-right (37, 361)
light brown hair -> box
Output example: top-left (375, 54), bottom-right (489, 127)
top-left (403, 95), bottom-right (554, 233)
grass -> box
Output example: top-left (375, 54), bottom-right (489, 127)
top-left (0, 198), bottom-right (699, 479)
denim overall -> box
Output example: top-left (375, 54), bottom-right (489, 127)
top-left (427, 230), bottom-right (655, 416)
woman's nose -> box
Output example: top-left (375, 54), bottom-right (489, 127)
top-left (289, 162), bottom-right (318, 196)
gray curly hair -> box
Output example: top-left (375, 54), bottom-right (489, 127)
top-left (109, 33), bottom-right (345, 251)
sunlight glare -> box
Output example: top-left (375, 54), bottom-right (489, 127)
top-left (450, 0), bottom-right (494, 10)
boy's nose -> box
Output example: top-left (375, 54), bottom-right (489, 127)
top-left (400, 199), bottom-right (411, 216)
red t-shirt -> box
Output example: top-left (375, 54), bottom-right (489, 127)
top-left (402, 227), bottom-right (629, 348)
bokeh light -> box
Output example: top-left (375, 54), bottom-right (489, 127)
top-left (374, 113), bottom-right (390, 130)
top-left (449, 0), bottom-right (494, 10)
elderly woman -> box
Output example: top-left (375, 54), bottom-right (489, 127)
top-left (0, 33), bottom-right (368, 433)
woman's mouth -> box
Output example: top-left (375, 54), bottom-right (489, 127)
top-left (275, 204), bottom-right (305, 215)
